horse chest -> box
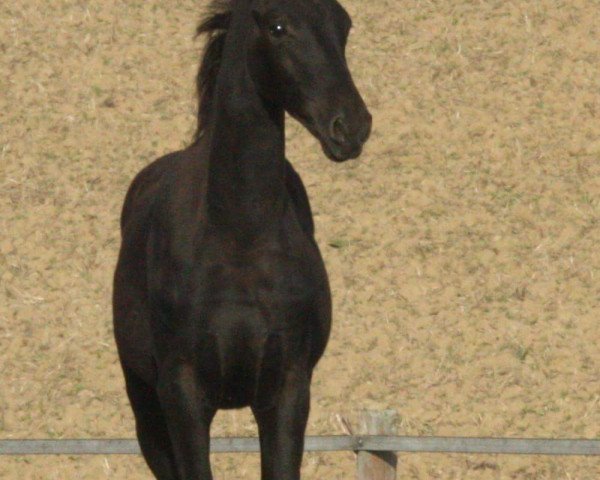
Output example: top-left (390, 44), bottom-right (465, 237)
top-left (197, 242), bottom-right (318, 316)
top-left (180, 238), bottom-right (321, 409)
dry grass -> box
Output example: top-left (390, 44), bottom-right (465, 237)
top-left (1, 0), bottom-right (599, 478)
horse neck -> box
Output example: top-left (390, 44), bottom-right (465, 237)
top-left (205, 3), bottom-right (286, 236)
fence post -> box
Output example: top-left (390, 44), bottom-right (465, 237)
top-left (357, 410), bottom-right (398, 480)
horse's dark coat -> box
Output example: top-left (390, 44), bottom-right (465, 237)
top-left (113, 0), bottom-right (371, 478)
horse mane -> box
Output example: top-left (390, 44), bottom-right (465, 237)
top-left (194, 0), bottom-right (233, 141)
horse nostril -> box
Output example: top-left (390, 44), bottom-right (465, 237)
top-left (330, 115), bottom-right (348, 143)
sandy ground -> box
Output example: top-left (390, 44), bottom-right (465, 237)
top-left (1, 0), bottom-right (599, 478)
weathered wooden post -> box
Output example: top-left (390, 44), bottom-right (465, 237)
top-left (357, 410), bottom-right (398, 480)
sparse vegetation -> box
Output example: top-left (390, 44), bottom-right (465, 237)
top-left (1, 0), bottom-right (599, 478)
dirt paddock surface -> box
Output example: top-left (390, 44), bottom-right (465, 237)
top-left (1, 0), bottom-right (599, 478)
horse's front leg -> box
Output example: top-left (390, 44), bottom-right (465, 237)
top-left (156, 358), bottom-right (216, 480)
top-left (252, 367), bottom-right (311, 480)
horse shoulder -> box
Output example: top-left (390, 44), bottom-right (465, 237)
top-left (120, 151), bottom-right (184, 234)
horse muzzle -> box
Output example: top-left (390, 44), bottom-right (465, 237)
top-left (321, 107), bottom-right (372, 162)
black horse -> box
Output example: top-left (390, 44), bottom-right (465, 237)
top-left (113, 0), bottom-right (371, 478)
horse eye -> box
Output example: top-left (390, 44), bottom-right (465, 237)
top-left (269, 23), bottom-right (287, 37)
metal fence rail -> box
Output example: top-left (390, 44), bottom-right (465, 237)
top-left (2, 436), bottom-right (599, 456)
